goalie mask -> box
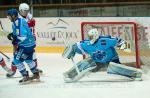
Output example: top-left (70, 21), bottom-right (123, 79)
top-left (88, 29), bottom-right (99, 44)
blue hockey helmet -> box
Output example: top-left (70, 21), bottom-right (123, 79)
top-left (7, 9), bottom-right (18, 17)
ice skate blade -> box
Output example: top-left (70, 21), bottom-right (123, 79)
top-left (19, 81), bottom-right (31, 85)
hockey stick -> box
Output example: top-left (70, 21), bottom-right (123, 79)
top-left (0, 20), bottom-right (8, 33)
top-left (58, 32), bottom-right (80, 74)
top-left (0, 20), bottom-right (4, 31)
top-left (0, 20), bottom-right (5, 32)
top-left (0, 51), bottom-right (10, 61)
top-left (0, 21), bottom-right (10, 61)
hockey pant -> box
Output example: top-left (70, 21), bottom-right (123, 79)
top-left (11, 48), bottom-right (38, 73)
top-left (13, 48), bottom-right (38, 76)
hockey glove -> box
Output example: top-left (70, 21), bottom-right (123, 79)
top-left (7, 33), bottom-right (13, 41)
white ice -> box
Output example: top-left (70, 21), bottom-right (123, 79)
top-left (0, 53), bottom-right (150, 98)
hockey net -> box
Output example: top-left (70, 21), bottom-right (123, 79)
top-left (81, 22), bottom-right (150, 68)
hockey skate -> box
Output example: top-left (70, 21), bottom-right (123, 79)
top-left (6, 71), bottom-right (16, 78)
top-left (38, 69), bottom-right (43, 74)
top-left (30, 72), bottom-right (40, 82)
top-left (19, 72), bottom-right (31, 84)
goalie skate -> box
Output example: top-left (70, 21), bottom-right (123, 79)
top-left (130, 72), bottom-right (142, 81)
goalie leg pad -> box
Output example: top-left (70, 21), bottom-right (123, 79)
top-left (107, 62), bottom-right (142, 79)
top-left (63, 58), bottom-right (97, 82)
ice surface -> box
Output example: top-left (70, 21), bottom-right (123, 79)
top-left (0, 53), bottom-right (150, 98)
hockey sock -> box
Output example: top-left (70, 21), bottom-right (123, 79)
top-left (16, 63), bottom-right (27, 76)
top-left (11, 62), bottom-right (17, 72)
top-left (33, 59), bottom-right (38, 67)
top-left (20, 69), bottom-right (28, 77)
top-left (0, 58), bottom-right (6, 67)
top-left (26, 60), bottom-right (38, 73)
top-left (0, 58), bottom-right (12, 73)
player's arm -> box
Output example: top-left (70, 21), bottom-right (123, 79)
top-left (62, 41), bottom-right (88, 59)
top-left (27, 13), bottom-right (36, 40)
top-left (107, 37), bottom-right (126, 49)
top-left (27, 18), bottom-right (35, 27)
top-left (7, 25), bottom-right (18, 46)
top-left (115, 37), bottom-right (126, 47)
top-left (26, 13), bottom-right (35, 28)
top-left (112, 37), bottom-right (129, 51)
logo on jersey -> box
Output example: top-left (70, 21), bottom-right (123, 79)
top-left (92, 50), bottom-right (106, 61)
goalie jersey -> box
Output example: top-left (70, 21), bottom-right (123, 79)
top-left (76, 35), bottom-right (119, 63)
top-left (12, 17), bottom-right (35, 50)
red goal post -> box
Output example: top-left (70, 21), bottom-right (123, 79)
top-left (81, 22), bottom-right (140, 68)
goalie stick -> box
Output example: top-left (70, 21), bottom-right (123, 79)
top-left (58, 33), bottom-right (80, 74)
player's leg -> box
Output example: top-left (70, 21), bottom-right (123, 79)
top-left (107, 62), bottom-right (142, 81)
top-left (25, 50), bottom-right (40, 81)
top-left (33, 50), bottom-right (43, 74)
top-left (6, 45), bottom-right (18, 77)
top-left (13, 48), bottom-right (30, 84)
top-left (63, 58), bottom-right (97, 82)
top-left (0, 55), bottom-right (14, 75)
top-left (91, 62), bottom-right (109, 72)
top-left (6, 62), bottom-right (17, 77)
top-left (25, 60), bottom-right (40, 81)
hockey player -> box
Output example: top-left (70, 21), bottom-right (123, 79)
top-left (6, 3), bottom-right (42, 77)
top-left (0, 55), bottom-right (14, 75)
top-left (62, 29), bottom-right (142, 82)
top-left (18, 3), bottom-right (36, 39)
top-left (7, 9), bottom-right (40, 84)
